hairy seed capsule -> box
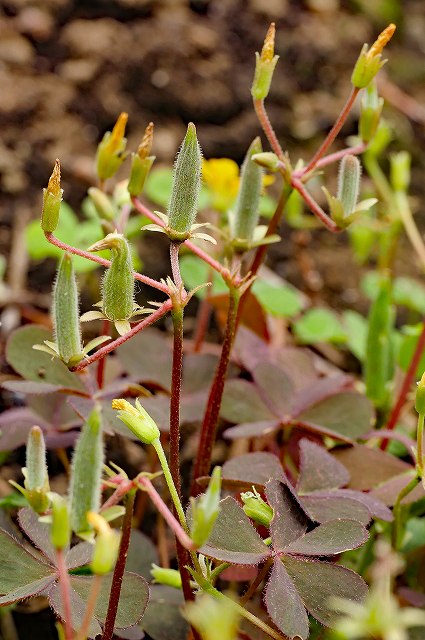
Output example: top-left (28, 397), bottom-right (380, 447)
top-left (41, 159), bottom-right (63, 233)
top-left (232, 137), bottom-right (263, 243)
top-left (337, 155), bottom-right (361, 218)
top-left (26, 426), bottom-right (48, 491)
top-left (167, 123), bottom-right (202, 240)
top-left (51, 494), bottom-right (71, 550)
top-left (69, 407), bottom-right (104, 535)
top-left (53, 253), bottom-right (83, 366)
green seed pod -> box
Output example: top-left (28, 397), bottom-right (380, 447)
top-left (50, 493), bottom-right (71, 550)
top-left (112, 398), bottom-right (160, 445)
top-left (23, 426), bottom-right (50, 513)
top-left (96, 112), bottom-right (128, 182)
top-left (241, 489), bottom-right (273, 527)
top-left (151, 565), bottom-right (182, 589)
top-left (364, 274), bottom-right (395, 409)
top-left (251, 23), bottom-right (279, 101)
top-left (231, 137), bottom-right (263, 244)
top-left (53, 253), bottom-right (83, 367)
top-left (128, 122), bottom-right (155, 197)
top-left (69, 407), bottom-right (104, 535)
top-left (167, 123), bottom-right (202, 240)
top-left (41, 159), bottom-right (63, 233)
top-left (359, 82), bottom-right (384, 143)
top-left (89, 232), bottom-right (135, 322)
top-left (337, 155), bottom-right (361, 217)
top-left (88, 187), bottom-right (116, 221)
top-left (390, 151), bottom-right (411, 193)
top-left (190, 466), bottom-right (221, 548)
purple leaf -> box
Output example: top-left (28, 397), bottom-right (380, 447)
top-left (199, 497), bottom-right (270, 565)
top-left (275, 348), bottom-right (318, 392)
top-left (18, 508), bottom-right (57, 565)
top-left (282, 556), bottom-right (368, 627)
top-left (332, 445), bottom-right (411, 490)
top-left (222, 452), bottom-right (284, 485)
top-left (370, 472), bottom-right (425, 507)
top-left (126, 530), bottom-right (159, 580)
top-left (1, 380), bottom-right (66, 395)
top-left (296, 392), bottom-right (373, 440)
top-left (301, 494), bottom-right (371, 525)
top-left (291, 374), bottom-right (352, 416)
top-left (297, 439), bottom-right (350, 493)
top-left (223, 420), bottom-right (281, 441)
top-left (221, 380), bottom-right (276, 424)
top-left (117, 329), bottom-right (172, 391)
top-left (182, 353), bottom-right (219, 394)
top-left (0, 529), bottom-right (57, 605)
top-left (139, 585), bottom-right (189, 640)
top-left (335, 489), bottom-right (393, 522)
top-left (265, 480), bottom-right (311, 550)
top-left (65, 542), bottom-right (93, 569)
top-left (252, 363), bottom-right (294, 419)
top-left (281, 519), bottom-right (368, 556)
top-left (265, 560), bottom-right (309, 640)
top-left (0, 407), bottom-right (50, 451)
top-left (49, 580), bottom-right (102, 638)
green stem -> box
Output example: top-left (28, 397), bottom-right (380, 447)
top-left (153, 439), bottom-right (188, 532)
top-left (363, 154), bottom-right (393, 205)
top-left (392, 474), bottom-right (420, 549)
top-left (209, 562), bottom-right (231, 585)
top-left (395, 190), bottom-right (425, 270)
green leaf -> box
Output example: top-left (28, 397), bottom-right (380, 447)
top-left (6, 326), bottom-right (84, 391)
top-left (348, 222), bottom-right (377, 265)
top-left (179, 255), bottom-right (227, 299)
top-left (393, 277), bottom-right (425, 314)
top-left (293, 309), bottom-right (347, 344)
top-left (342, 310), bottom-right (368, 361)
top-left (0, 493), bottom-right (28, 509)
top-left (252, 281), bottom-right (303, 318)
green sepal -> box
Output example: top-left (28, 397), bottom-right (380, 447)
top-left (128, 154), bottom-right (155, 197)
top-left (251, 52), bottom-right (279, 101)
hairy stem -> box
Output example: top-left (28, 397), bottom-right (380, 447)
top-left (76, 574), bottom-right (103, 640)
top-left (170, 306), bottom-right (184, 498)
top-left (392, 474), bottom-right (419, 549)
top-left (170, 242), bottom-right (183, 288)
top-left (191, 288), bottom-right (240, 495)
top-left (96, 320), bottom-right (110, 390)
top-left (102, 490), bottom-right (136, 640)
top-left (395, 190), bottom-right (425, 270)
top-left (294, 142), bottom-right (367, 177)
top-left (253, 98), bottom-right (285, 161)
top-left (291, 178), bottom-right (340, 232)
top-left (56, 549), bottom-right (73, 640)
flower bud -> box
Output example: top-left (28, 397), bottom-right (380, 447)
top-left (231, 137), bottom-right (263, 246)
top-left (167, 123), bottom-right (202, 240)
top-left (87, 512), bottom-right (120, 575)
top-left (337, 155), bottom-right (361, 218)
top-left (416, 373), bottom-right (425, 415)
top-left (151, 564), bottom-right (182, 589)
top-left (184, 594), bottom-right (239, 640)
top-left (69, 407), bottom-right (104, 536)
top-left (251, 23), bottom-right (279, 101)
top-left (241, 489), bottom-right (273, 527)
top-left (50, 493), bottom-right (71, 550)
top-left (252, 152), bottom-right (280, 172)
top-left (53, 253), bottom-right (83, 367)
top-left (41, 159), bottom-right (63, 233)
top-left (359, 82), bottom-right (384, 143)
top-left (23, 426), bottom-right (50, 514)
top-left (128, 122), bottom-right (156, 197)
top-left (88, 187), bottom-right (116, 221)
top-left (96, 112), bottom-right (128, 182)
top-left (390, 151), bottom-right (411, 193)
top-left (351, 24), bottom-right (396, 89)
top-left (112, 398), bottom-right (160, 445)
top-left (89, 232), bottom-right (135, 326)
top-left (190, 466), bottom-right (221, 548)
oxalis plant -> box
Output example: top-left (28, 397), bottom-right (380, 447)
top-left (2, 20), bottom-right (425, 640)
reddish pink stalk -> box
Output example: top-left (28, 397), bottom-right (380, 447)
top-left (45, 232), bottom-right (169, 294)
top-left (96, 320), bottom-right (110, 390)
top-left (294, 142), bottom-right (367, 178)
top-left (71, 300), bottom-right (172, 371)
top-left (382, 321), bottom-right (425, 449)
top-left (131, 197), bottom-right (227, 277)
top-left (100, 480), bottom-right (134, 512)
top-left (137, 476), bottom-right (196, 551)
top-left (291, 177), bottom-right (340, 233)
top-left (253, 98), bottom-right (285, 160)
top-left (56, 549), bottom-right (73, 640)
top-left (303, 86), bottom-right (360, 175)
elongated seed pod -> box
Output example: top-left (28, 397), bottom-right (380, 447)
top-left (102, 237), bottom-right (134, 321)
top-left (167, 123), bottom-right (202, 238)
top-left (69, 407), bottom-right (104, 534)
top-left (53, 253), bottom-right (83, 366)
top-left (337, 155), bottom-right (361, 217)
top-left (26, 426), bottom-right (48, 491)
top-left (232, 137), bottom-right (263, 243)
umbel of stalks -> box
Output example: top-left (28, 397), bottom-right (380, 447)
top-left (69, 406), bottom-right (104, 536)
top-left (41, 159), bottom-right (63, 233)
top-left (53, 252), bottom-right (83, 367)
top-left (167, 123), bottom-right (202, 240)
top-left (231, 137), bottom-right (263, 248)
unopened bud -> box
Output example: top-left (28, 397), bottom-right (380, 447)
top-left (231, 138), bottom-right (263, 246)
top-left (128, 123), bottom-right (155, 197)
top-left (251, 23), bottom-right (279, 101)
top-left (167, 123), bottom-right (202, 240)
top-left (416, 372), bottom-right (425, 415)
top-left (88, 187), bottom-right (116, 221)
top-left (351, 24), bottom-right (396, 89)
top-left (252, 152), bottom-right (280, 172)
top-left (24, 426), bottom-right (50, 513)
top-left (359, 82), bottom-right (384, 143)
top-left (190, 466), bottom-right (221, 548)
top-left (51, 494), bottom-right (71, 550)
top-left (87, 512), bottom-right (120, 575)
top-left (41, 159), bottom-right (63, 233)
top-left (96, 112), bottom-right (128, 182)
top-left (112, 398), bottom-right (160, 445)
top-left (241, 489), bottom-right (273, 527)
top-left (69, 407), bottom-right (104, 536)
top-left (390, 151), bottom-right (410, 192)
top-left (53, 253), bottom-right (83, 367)
top-left (337, 155), bottom-right (361, 217)
top-left (151, 564), bottom-right (182, 589)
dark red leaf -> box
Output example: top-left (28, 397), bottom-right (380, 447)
top-left (252, 363), bottom-right (294, 419)
top-left (296, 392), bottom-right (373, 440)
top-left (222, 452), bottom-right (284, 485)
top-left (332, 445), bottom-right (411, 490)
top-left (18, 508), bottom-right (57, 565)
top-left (0, 408), bottom-right (50, 451)
top-left (370, 472), bottom-right (424, 506)
top-left (265, 480), bottom-right (311, 550)
top-left (281, 519), bottom-right (368, 556)
top-left (297, 439), bottom-right (349, 493)
top-left (221, 379), bottom-right (276, 424)
top-left (335, 489), bottom-right (393, 521)
top-left (301, 494), bottom-right (371, 525)
top-left (117, 329), bottom-right (172, 390)
top-left (265, 559), bottom-right (309, 640)
top-left (223, 420), bottom-right (281, 441)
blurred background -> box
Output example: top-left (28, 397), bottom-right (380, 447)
top-left (0, 0), bottom-right (425, 324)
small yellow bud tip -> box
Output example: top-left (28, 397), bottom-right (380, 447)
top-left (87, 511), bottom-right (110, 535)
top-left (261, 23), bottom-right (275, 62)
top-left (48, 159), bottom-right (61, 196)
top-left (368, 23), bottom-right (396, 59)
top-left (111, 398), bottom-right (139, 416)
top-left (110, 112), bottom-right (128, 145)
top-left (138, 122), bottom-right (154, 159)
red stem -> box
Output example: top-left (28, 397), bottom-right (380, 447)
top-left (170, 306), bottom-right (183, 497)
top-left (45, 232), bottom-right (169, 294)
top-left (291, 178), bottom-right (340, 233)
top-left (56, 549), bottom-right (73, 640)
top-left (253, 98), bottom-right (285, 160)
top-left (71, 301), bottom-right (172, 371)
top-left (96, 320), bottom-right (110, 390)
top-left (303, 86), bottom-right (360, 175)
top-left (102, 490), bottom-right (136, 640)
top-left (382, 320), bottom-right (425, 449)
top-left (131, 197), bottom-right (227, 277)
top-left (170, 242), bottom-right (183, 288)
top-left (294, 142), bottom-right (367, 178)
